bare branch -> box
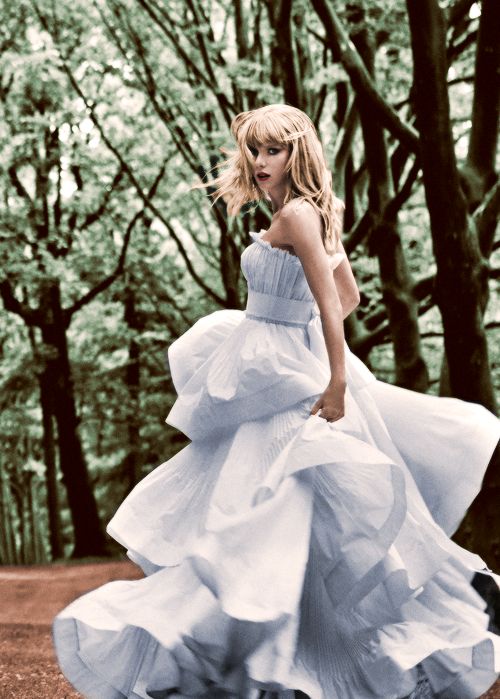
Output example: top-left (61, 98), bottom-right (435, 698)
top-left (64, 160), bottom-right (168, 320)
top-left (343, 210), bottom-right (374, 253)
top-left (447, 28), bottom-right (478, 63)
top-left (309, 0), bottom-right (420, 153)
top-left (8, 165), bottom-right (33, 203)
top-left (356, 218), bottom-right (498, 366)
top-left (384, 158), bottom-right (421, 220)
top-left (466, 0), bottom-right (499, 182)
top-left (133, 0), bottom-right (235, 125)
top-left (81, 166), bottom-right (125, 229)
top-left (446, 0), bottom-right (476, 29)
top-left (474, 180), bottom-right (500, 257)
top-left (234, 0), bottom-right (250, 59)
top-left (31, 3), bottom-right (228, 307)
top-left (0, 280), bottom-right (41, 325)
top-left (333, 97), bottom-right (359, 193)
top-left (99, 0), bottom-right (206, 173)
top-left (162, 219), bottom-right (227, 306)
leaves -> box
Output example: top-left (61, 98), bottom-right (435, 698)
top-left (0, 0), bottom-right (497, 563)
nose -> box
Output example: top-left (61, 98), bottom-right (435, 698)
top-left (255, 150), bottom-right (267, 168)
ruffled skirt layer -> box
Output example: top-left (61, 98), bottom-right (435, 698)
top-left (53, 310), bottom-right (500, 698)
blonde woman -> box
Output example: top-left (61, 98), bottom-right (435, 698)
top-left (53, 105), bottom-right (500, 699)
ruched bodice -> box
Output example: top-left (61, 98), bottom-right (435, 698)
top-left (241, 230), bottom-right (346, 303)
top-left (241, 231), bottom-right (315, 302)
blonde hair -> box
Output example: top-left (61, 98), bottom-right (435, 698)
top-left (202, 104), bottom-right (344, 253)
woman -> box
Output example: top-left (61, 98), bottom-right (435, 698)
top-left (53, 104), bottom-right (500, 699)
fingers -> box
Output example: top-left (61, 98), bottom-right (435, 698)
top-left (310, 396), bottom-right (345, 422)
top-left (311, 405), bottom-right (345, 422)
top-left (320, 409), bottom-right (344, 423)
top-left (310, 399), bottom-right (321, 415)
top-left (328, 413), bottom-right (344, 422)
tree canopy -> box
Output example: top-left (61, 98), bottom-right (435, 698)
top-left (0, 0), bottom-right (498, 566)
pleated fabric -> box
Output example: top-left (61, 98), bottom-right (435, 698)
top-left (53, 231), bottom-right (500, 698)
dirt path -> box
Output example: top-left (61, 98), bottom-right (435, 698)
top-left (0, 560), bottom-right (498, 698)
top-left (0, 560), bottom-right (141, 698)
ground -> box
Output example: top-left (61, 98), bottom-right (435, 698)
top-left (0, 560), bottom-right (141, 699)
top-left (0, 560), bottom-right (498, 698)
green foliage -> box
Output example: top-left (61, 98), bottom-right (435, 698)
top-left (0, 0), bottom-right (497, 562)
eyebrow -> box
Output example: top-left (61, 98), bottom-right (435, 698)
top-left (248, 142), bottom-right (282, 148)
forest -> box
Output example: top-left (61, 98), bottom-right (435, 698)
top-left (0, 0), bottom-right (498, 570)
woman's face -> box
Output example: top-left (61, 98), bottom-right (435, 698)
top-left (249, 142), bottom-right (290, 192)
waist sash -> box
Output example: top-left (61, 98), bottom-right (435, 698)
top-left (245, 289), bottom-right (317, 327)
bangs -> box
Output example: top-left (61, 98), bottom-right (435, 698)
top-left (211, 104), bottom-right (342, 249)
top-left (239, 112), bottom-right (312, 149)
top-left (243, 118), bottom-right (289, 149)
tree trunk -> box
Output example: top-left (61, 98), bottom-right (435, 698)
top-left (464, 0), bottom-right (500, 210)
top-left (123, 281), bottom-right (143, 493)
top-left (0, 476), bottom-right (17, 564)
top-left (441, 0), bottom-right (500, 396)
top-left (39, 367), bottom-right (64, 559)
top-left (343, 155), bottom-right (357, 232)
top-left (11, 480), bottom-right (25, 564)
top-left (40, 282), bottom-right (108, 558)
top-left (454, 444), bottom-right (500, 570)
top-left (406, 0), bottom-right (496, 412)
top-left (267, 1), bottom-right (301, 107)
top-left (352, 10), bottom-right (428, 391)
top-left (220, 223), bottom-right (244, 308)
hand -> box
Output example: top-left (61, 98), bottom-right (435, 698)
top-left (310, 381), bottom-right (346, 423)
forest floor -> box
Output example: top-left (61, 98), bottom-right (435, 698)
top-left (0, 559), bottom-right (142, 698)
top-left (0, 559), bottom-right (499, 699)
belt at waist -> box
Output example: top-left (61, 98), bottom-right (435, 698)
top-left (245, 289), bottom-right (317, 326)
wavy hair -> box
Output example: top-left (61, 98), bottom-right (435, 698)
top-left (202, 104), bottom-right (344, 253)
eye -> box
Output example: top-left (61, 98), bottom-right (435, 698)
top-left (268, 148), bottom-right (281, 155)
top-left (248, 146), bottom-right (258, 157)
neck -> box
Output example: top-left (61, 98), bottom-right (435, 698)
top-left (268, 184), bottom-right (289, 213)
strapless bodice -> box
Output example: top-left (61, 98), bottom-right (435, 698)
top-left (241, 230), bottom-right (346, 304)
top-left (241, 231), bottom-right (314, 303)
top-left (241, 230), bottom-right (346, 327)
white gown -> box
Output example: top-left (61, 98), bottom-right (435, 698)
top-left (53, 230), bottom-right (500, 699)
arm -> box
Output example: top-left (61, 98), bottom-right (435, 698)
top-left (333, 239), bottom-right (361, 320)
top-left (281, 202), bottom-right (347, 422)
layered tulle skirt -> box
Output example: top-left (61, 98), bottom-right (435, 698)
top-left (53, 309), bottom-right (500, 698)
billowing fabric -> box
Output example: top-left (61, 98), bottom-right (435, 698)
top-left (53, 230), bottom-right (500, 699)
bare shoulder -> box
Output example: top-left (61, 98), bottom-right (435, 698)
top-left (279, 199), bottom-right (322, 248)
top-left (281, 197), bottom-right (319, 223)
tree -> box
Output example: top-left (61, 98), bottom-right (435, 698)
top-left (406, 0), bottom-right (496, 411)
top-left (0, 5), bottom-right (164, 555)
top-left (1, 0), bottom-right (497, 566)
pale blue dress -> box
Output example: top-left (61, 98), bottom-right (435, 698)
top-left (53, 230), bottom-right (500, 699)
